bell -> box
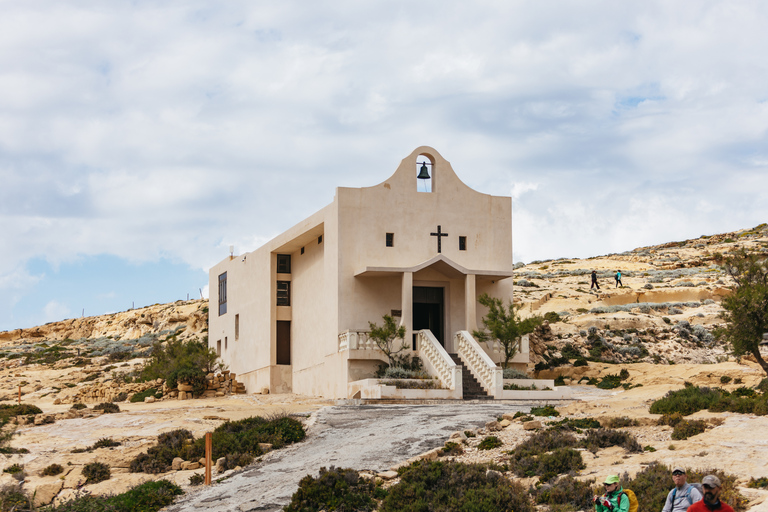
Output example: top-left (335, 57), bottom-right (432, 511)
top-left (417, 162), bottom-right (430, 180)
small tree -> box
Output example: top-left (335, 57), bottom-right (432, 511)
top-left (716, 250), bottom-right (768, 376)
top-left (368, 314), bottom-right (407, 368)
top-left (473, 293), bottom-right (542, 368)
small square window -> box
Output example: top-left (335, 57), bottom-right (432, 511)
top-left (386, 233), bottom-right (394, 247)
top-left (318, 235), bottom-right (323, 244)
top-left (459, 236), bottom-right (467, 251)
top-left (277, 254), bottom-right (291, 273)
top-left (301, 247), bottom-right (305, 255)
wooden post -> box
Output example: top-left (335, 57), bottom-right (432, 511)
top-left (205, 432), bottom-right (212, 485)
top-left (18, 385), bottom-right (21, 404)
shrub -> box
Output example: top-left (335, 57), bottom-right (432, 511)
top-left (657, 412), bottom-right (684, 427)
top-left (747, 477), bottom-right (768, 488)
top-left (597, 373), bottom-right (624, 389)
top-left (605, 416), bottom-right (638, 428)
top-left (114, 392), bottom-right (128, 402)
top-left (82, 462), bottom-right (110, 484)
top-left (671, 419), bottom-right (707, 440)
top-left (3, 464), bottom-right (23, 474)
top-left (649, 386), bottom-right (724, 416)
top-left (757, 378), bottom-right (768, 394)
top-left (42, 463), bottom-right (64, 476)
top-left (574, 358), bottom-right (588, 367)
top-left (81, 373), bottom-right (101, 383)
top-left (548, 417), bottom-right (601, 432)
top-left (141, 337), bottom-right (223, 396)
top-left (71, 403), bottom-right (87, 410)
top-left (285, 467), bottom-right (380, 512)
top-left (0, 484), bottom-right (30, 511)
top-left (42, 480), bottom-right (183, 512)
top-left (530, 405), bottom-right (559, 417)
top-left (478, 436), bottom-right (502, 450)
top-left (381, 460), bottom-right (534, 512)
top-left (538, 448), bottom-right (585, 480)
top-left (554, 375), bottom-right (566, 386)
top-left (560, 343), bottom-right (581, 360)
top-left (582, 428), bottom-right (642, 453)
top-left (130, 387), bottom-right (163, 402)
top-left (721, 375), bottom-right (732, 384)
top-left (0, 404), bottom-right (43, 425)
top-left (189, 473), bottom-right (204, 486)
top-left (535, 474), bottom-right (596, 510)
top-left (94, 402), bottom-right (120, 414)
top-left (440, 442), bottom-right (464, 456)
top-left (93, 437), bottom-right (121, 449)
top-left (502, 368), bottom-right (529, 379)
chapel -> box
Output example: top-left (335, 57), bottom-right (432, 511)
top-left (208, 146), bottom-right (529, 399)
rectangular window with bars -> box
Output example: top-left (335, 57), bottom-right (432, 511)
top-left (277, 281), bottom-right (291, 306)
top-left (277, 254), bottom-right (291, 274)
top-left (218, 272), bottom-right (227, 316)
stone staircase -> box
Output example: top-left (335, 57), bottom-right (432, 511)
top-left (449, 354), bottom-right (492, 400)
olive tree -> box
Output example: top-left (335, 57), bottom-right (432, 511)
top-left (717, 250), bottom-right (768, 376)
top-left (368, 314), bottom-right (407, 367)
top-left (472, 293), bottom-right (542, 368)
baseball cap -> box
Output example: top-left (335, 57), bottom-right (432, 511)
top-left (672, 467), bottom-right (686, 475)
top-left (702, 475), bottom-right (721, 487)
top-left (604, 475), bottom-right (620, 484)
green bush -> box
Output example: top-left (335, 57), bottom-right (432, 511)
top-left (94, 402), bottom-right (120, 414)
top-left (131, 415), bottom-right (306, 474)
top-left (381, 460), bottom-right (534, 512)
top-left (560, 343), bottom-right (581, 360)
top-left (547, 417), bottom-right (601, 432)
top-left (597, 373), bottom-right (625, 389)
top-left (92, 438), bottom-right (121, 449)
top-left (720, 375), bottom-right (732, 384)
top-left (82, 462), bottom-right (110, 484)
top-left (574, 358), bottom-right (588, 367)
top-left (71, 403), bottom-right (87, 410)
top-left (285, 467), bottom-right (381, 512)
top-left (0, 485), bottom-right (30, 511)
top-left (41, 464), bottom-right (64, 476)
top-left (189, 473), bottom-right (204, 486)
top-left (130, 388), bottom-right (163, 403)
top-left (649, 386), bottom-right (724, 416)
top-left (554, 375), bottom-right (566, 386)
top-left (756, 378), bottom-right (768, 393)
top-left (748, 477), bottom-right (768, 488)
top-left (538, 448), bottom-right (585, 480)
top-left (671, 419), bottom-right (707, 440)
top-left (441, 442), bottom-right (464, 456)
top-left (534, 474), bottom-right (596, 510)
top-left (0, 404), bottom-right (43, 425)
top-left (657, 412), bottom-right (684, 427)
top-left (530, 405), bottom-right (559, 417)
top-left (141, 337), bottom-right (223, 397)
top-left (3, 464), bottom-right (23, 474)
top-left (40, 480), bottom-right (183, 512)
top-left (582, 428), bottom-right (642, 453)
top-left (604, 416), bottom-right (638, 428)
top-left (477, 436), bottom-right (502, 450)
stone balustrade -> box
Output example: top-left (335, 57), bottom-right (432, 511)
top-left (455, 330), bottom-right (503, 398)
top-left (338, 330), bottom-right (378, 351)
top-left (417, 330), bottom-right (461, 391)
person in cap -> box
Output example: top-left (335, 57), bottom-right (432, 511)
top-left (662, 467), bottom-right (702, 512)
top-left (594, 475), bottom-right (630, 512)
top-left (687, 475), bottom-right (734, 512)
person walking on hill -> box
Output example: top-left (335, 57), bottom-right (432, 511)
top-left (615, 270), bottom-right (623, 288)
top-left (662, 467), bottom-right (702, 512)
top-left (686, 475), bottom-right (734, 512)
top-left (594, 475), bottom-right (630, 512)
top-left (591, 270), bottom-right (600, 290)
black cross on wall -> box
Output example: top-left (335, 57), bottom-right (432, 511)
top-left (430, 225), bottom-right (448, 253)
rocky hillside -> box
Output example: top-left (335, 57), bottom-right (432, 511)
top-left (517, 224), bottom-right (768, 369)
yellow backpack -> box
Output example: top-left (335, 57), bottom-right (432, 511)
top-left (621, 489), bottom-right (639, 512)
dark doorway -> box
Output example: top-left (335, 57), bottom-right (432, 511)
top-left (413, 286), bottom-right (444, 347)
top-left (276, 320), bottom-right (291, 365)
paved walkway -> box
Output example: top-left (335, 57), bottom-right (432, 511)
top-left (164, 403), bottom-right (530, 512)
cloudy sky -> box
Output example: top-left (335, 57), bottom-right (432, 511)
top-left (1, 1), bottom-right (767, 331)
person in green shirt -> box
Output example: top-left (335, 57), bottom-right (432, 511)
top-left (594, 475), bottom-right (631, 512)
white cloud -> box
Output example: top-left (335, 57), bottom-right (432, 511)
top-left (2, 1), bottom-right (768, 328)
top-left (43, 300), bottom-right (70, 324)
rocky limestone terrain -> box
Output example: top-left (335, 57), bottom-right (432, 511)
top-left (0, 225), bottom-right (767, 509)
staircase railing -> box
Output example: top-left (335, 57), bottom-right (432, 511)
top-left (417, 330), bottom-right (462, 392)
top-left (455, 330), bottom-right (503, 398)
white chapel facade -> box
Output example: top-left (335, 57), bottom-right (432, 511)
top-left (208, 146), bottom-right (528, 399)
